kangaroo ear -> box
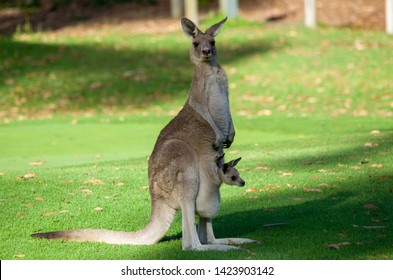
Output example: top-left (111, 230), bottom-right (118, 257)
top-left (205, 17), bottom-right (227, 37)
top-left (181, 17), bottom-right (200, 38)
top-left (215, 153), bottom-right (225, 165)
top-left (222, 163), bottom-right (229, 174)
top-left (230, 157), bottom-right (242, 167)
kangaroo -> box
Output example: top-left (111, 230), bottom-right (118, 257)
top-left (197, 154), bottom-right (249, 246)
top-left (32, 104), bottom-right (256, 250)
top-left (32, 18), bottom-right (256, 250)
top-left (181, 17), bottom-right (235, 150)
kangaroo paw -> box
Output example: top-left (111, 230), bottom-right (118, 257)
top-left (212, 142), bottom-right (221, 151)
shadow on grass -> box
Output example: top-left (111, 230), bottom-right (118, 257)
top-left (0, 33), bottom-right (282, 114)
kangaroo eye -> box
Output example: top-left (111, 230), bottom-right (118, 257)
top-left (193, 42), bottom-right (199, 48)
top-left (210, 41), bottom-right (215, 46)
top-left (231, 176), bottom-right (236, 181)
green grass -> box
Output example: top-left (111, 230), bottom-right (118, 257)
top-left (0, 18), bottom-right (392, 260)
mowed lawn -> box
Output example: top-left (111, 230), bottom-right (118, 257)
top-left (0, 18), bottom-right (392, 260)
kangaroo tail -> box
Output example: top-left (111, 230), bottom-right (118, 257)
top-left (31, 201), bottom-right (176, 245)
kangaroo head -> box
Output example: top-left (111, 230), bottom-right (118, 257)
top-left (217, 156), bottom-right (245, 187)
top-left (181, 17), bottom-right (227, 65)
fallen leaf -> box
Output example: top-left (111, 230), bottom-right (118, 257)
top-left (362, 226), bottom-right (385, 229)
top-left (17, 173), bottom-right (36, 180)
top-left (139, 185), bottom-right (149, 190)
top-left (281, 172), bottom-right (293, 177)
top-left (26, 203), bottom-right (34, 207)
top-left (245, 188), bottom-right (258, 193)
top-left (94, 207), bottom-right (103, 211)
top-left (372, 219), bottom-right (384, 223)
top-left (15, 254), bottom-right (25, 258)
top-left (85, 179), bottom-right (104, 185)
top-left (286, 184), bottom-right (296, 189)
top-left (319, 183), bottom-right (330, 187)
top-left (363, 204), bottom-right (379, 210)
top-left (354, 39), bottom-right (366, 51)
top-left (28, 160), bottom-right (43, 166)
top-left (17, 213), bottom-right (26, 217)
top-left (34, 197), bottom-right (45, 201)
top-left (327, 242), bottom-right (351, 250)
top-left (369, 164), bottom-right (383, 169)
top-left (229, 150), bottom-right (240, 154)
top-left (89, 82), bottom-right (102, 89)
top-left (267, 185), bottom-right (281, 189)
top-left (303, 188), bottom-right (322, 193)
top-left (60, 210), bottom-right (69, 213)
top-left (364, 142), bottom-right (379, 147)
top-left (81, 189), bottom-right (93, 196)
top-left (327, 244), bottom-right (340, 250)
top-left (318, 169), bottom-right (328, 173)
top-left (43, 212), bottom-right (55, 216)
top-left (256, 166), bottom-right (270, 171)
top-left (351, 166), bottom-right (361, 170)
top-left (371, 130), bottom-right (380, 135)
top-left (248, 195), bottom-right (261, 199)
top-left (290, 197), bottom-right (303, 201)
top-left (114, 182), bottom-right (125, 186)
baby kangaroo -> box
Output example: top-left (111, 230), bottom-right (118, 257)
top-left (197, 154), bottom-right (252, 246)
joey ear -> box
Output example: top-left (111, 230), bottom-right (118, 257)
top-left (222, 163), bottom-right (229, 174)
top-left (181, 17), bottom-right (200, 38)
top-left (205, 17), bottom-right (227, 37)
top-left (215, 153), bottom-right (225, 164)
top-left (229, 157), bottom-right (242, 167)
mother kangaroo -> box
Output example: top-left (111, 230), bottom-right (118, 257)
top-left (32, 18), bottom-right (256, 250)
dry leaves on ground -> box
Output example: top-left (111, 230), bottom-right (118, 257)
top-left (28, 160), bottom-right (44, 166)
top-left (84, 179), bottom-right (104, 185)
top-left (327, 242), bottom-right (351, 250)
top-left (303, 188), bottom-right (323, 193)
top-left (16, 173), bottom-right (36, 180)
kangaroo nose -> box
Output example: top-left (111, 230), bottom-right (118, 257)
top-left (202, 48), bottom-right (211, 56)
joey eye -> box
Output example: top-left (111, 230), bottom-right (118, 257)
top-left (210, 41), bottom-right (215, 46)
top-left (193, 42), bottom-right (199, 48)
top-left (231, 176), bottom-right (236, 181)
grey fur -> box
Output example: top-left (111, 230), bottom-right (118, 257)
top-left (181, 17), bottom-right (235, 150)
top-left (32, 18), bottom-right (256, 250)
